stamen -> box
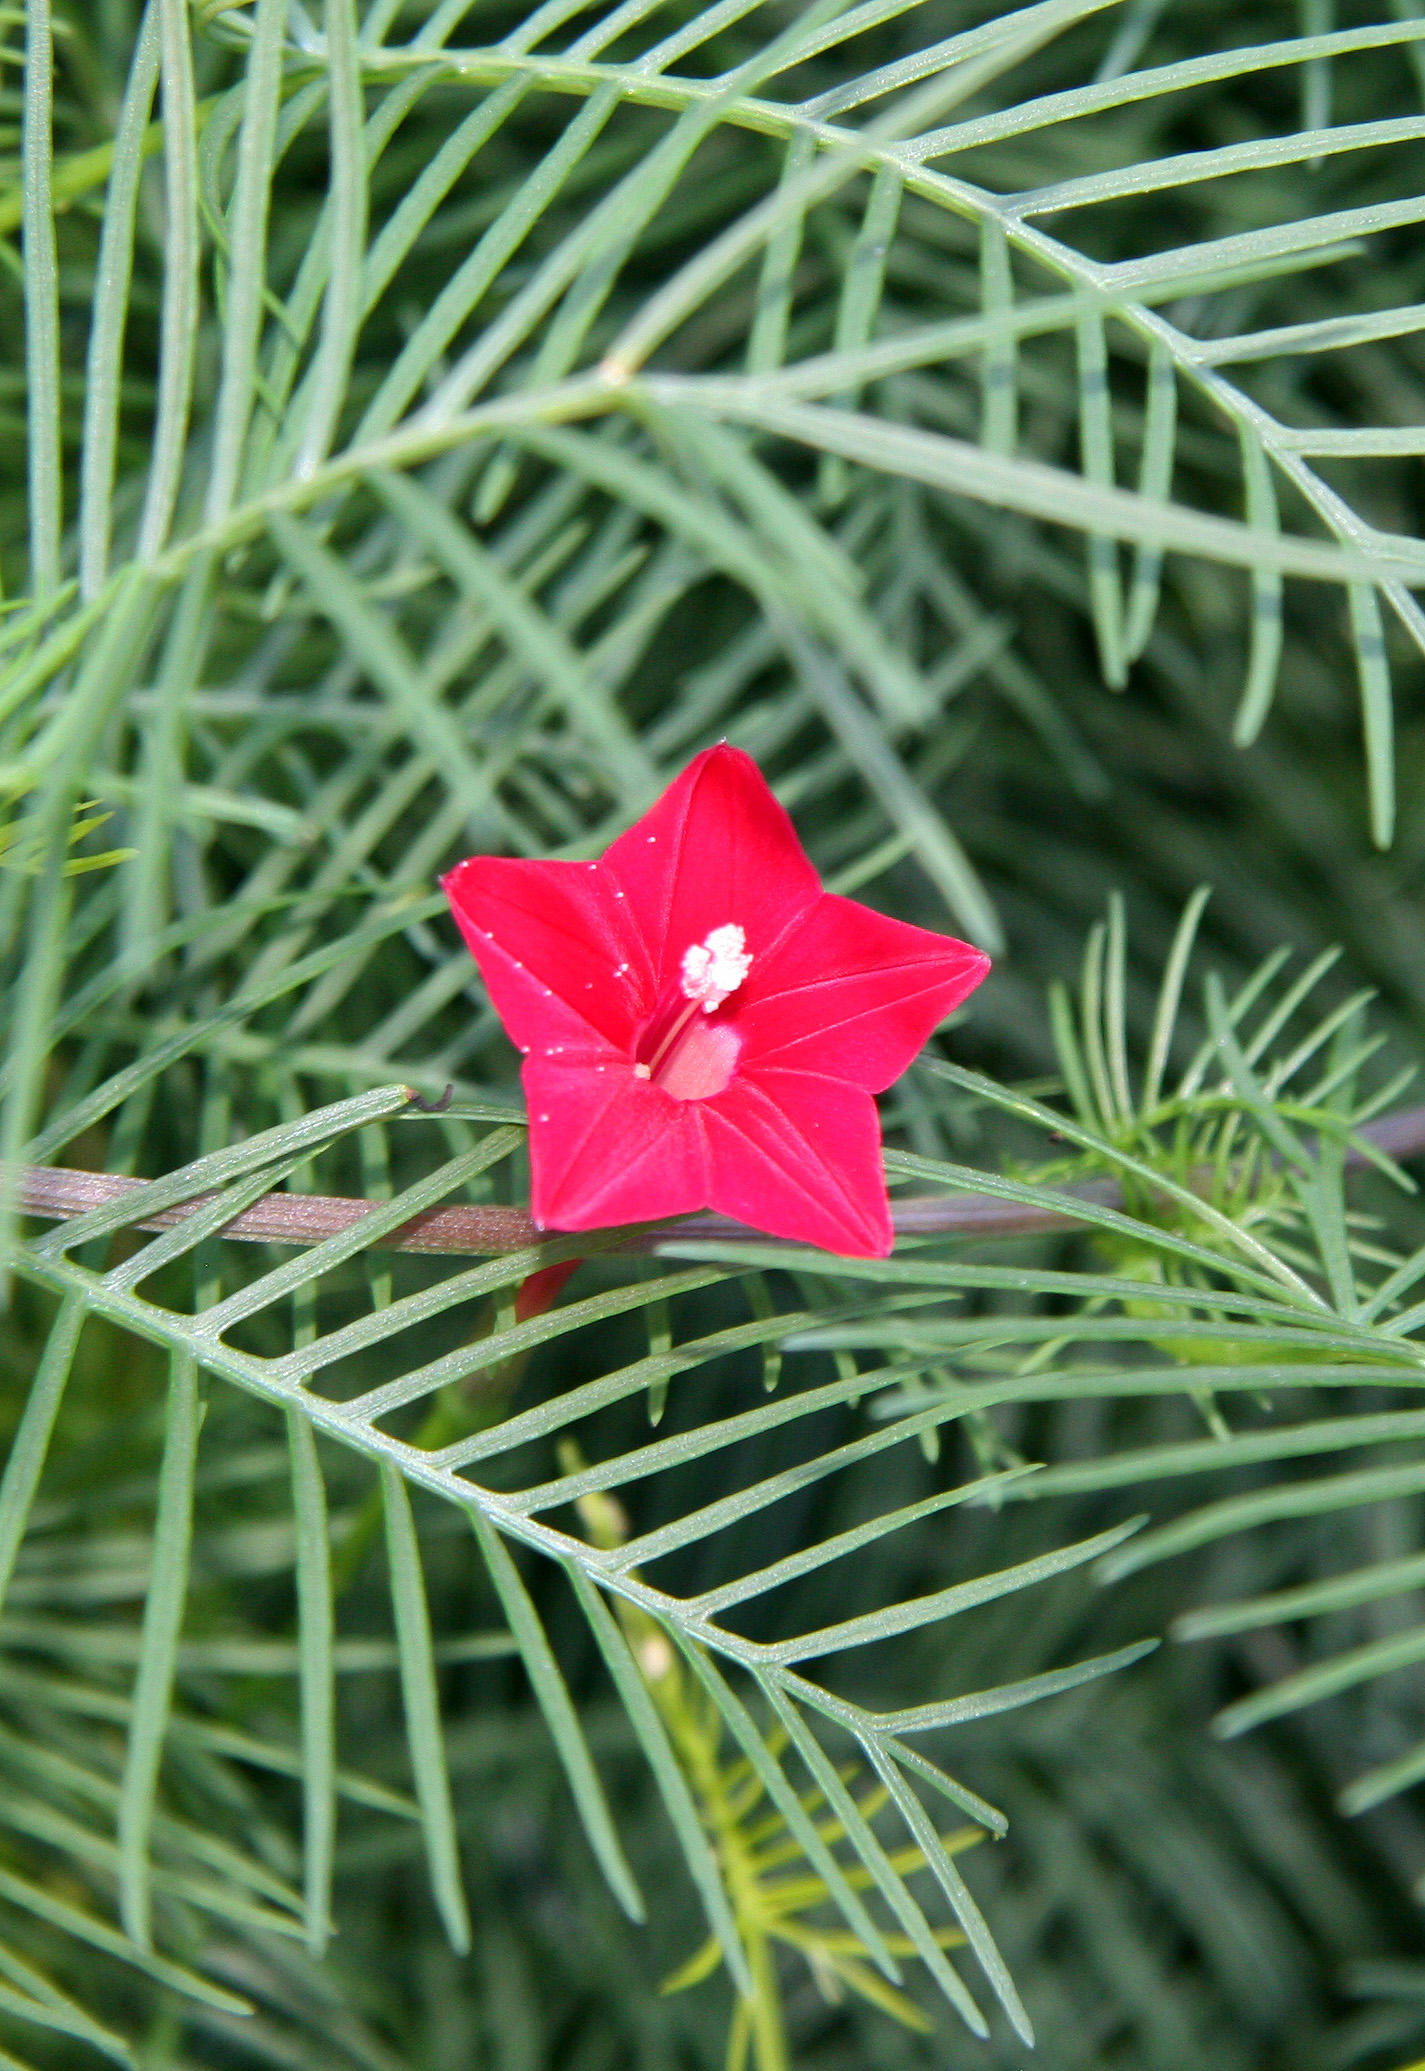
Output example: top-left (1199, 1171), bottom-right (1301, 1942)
top-left (680, 924), bottom-right (752, 1013)
top-left (629, 919), bottom-right (749, 1085)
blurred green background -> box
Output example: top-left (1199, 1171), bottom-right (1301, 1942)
top-left (4, 0), bottom-right (1425, 2064)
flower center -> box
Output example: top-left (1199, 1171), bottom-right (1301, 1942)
top-left (679, 923), bottom-right (752, 1011)
top-left (633, 924), bottom-right (751, 1099)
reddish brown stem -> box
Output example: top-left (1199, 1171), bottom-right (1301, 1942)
top-left (11, 1105), bottom-right (1425, 1258)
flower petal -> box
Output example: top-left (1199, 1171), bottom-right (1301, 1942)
top-left (701, 1069), bottom-right (893, 1257)
top-left (443, 856), bottom-right (652, 1055)
top-left (524, 1057), bottom-right (708, 1230)
top-left (732, 894), bottom-right (990, 1092)
top-left (602, 745), bottom-right (821, 988)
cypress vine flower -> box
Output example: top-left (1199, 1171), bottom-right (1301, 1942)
top-left (443, 746), bottom-right (989, 1256)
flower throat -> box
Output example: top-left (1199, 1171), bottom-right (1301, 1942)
top-left (633, 924), bottom-right (751, 1100)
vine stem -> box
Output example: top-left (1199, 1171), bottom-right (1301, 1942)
top-left (12, 1103), bottom-right (1425, 1257)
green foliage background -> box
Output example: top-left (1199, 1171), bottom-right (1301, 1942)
top-left (4, 0), bottom-right (1425, 2063)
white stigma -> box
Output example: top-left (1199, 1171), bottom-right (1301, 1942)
top-left (680, 924), bottom-right (752, 1012)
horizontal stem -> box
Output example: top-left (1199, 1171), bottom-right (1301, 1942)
top-left (11, 1104), bottom-right (1425, 1258)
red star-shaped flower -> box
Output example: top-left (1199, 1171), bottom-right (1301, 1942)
top-left (442, 746), bottom-right (990, 1257)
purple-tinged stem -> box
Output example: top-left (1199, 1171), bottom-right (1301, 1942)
top-left (12, 1105), bottom-right (1425, 1259)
